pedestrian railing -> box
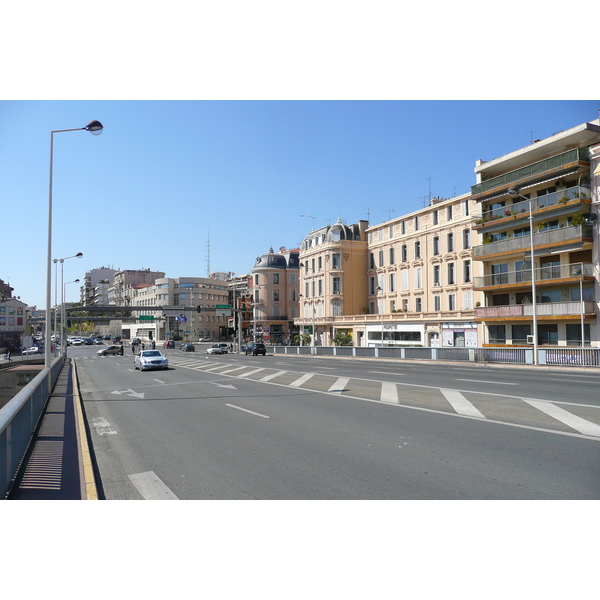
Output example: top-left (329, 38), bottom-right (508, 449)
top-left (269, 345), bottom-right (600, 367)
top-left (0, 355), bottom-right (65, 498)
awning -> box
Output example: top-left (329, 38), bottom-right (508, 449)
top-left (519, 168), bottom-right (581, 191)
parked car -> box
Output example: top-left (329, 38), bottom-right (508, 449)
top-left (207, 344), bottom-right (226, 354)
top-left (134, 350), bottom-right (169, 371)
top-left (97, 345), bottom-right (123, 356)
top-left (163, 340), bottom-right (175, 348)
top-left (245, 342), bottom-right (266, 356)
top-left (22, 346), bottom-right (40, 355)
top-left (70, 338), bottom-right (84, 346)
top-left (200, 336), bottom-right (212, 342)
top-left (217, 343), bottom-right (229, 353)
top-left (181, 343), bottom-right (195, 352)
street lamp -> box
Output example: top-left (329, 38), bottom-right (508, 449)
top-left (299, 262), bottom-right (316, 349)
top-left (376, 286), bottom-right (384, 347)
top-left (53, 252), bottom-right (83, 353)
top-left (45, 120), bottom-right (103, 368)
top-left (300, 214), bottom-right (316, 230)
top-left (507, 187), bottom-right (538, 365)
top-left (63, 279), bottom-right (80, 351)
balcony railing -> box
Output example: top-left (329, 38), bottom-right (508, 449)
top-left (475, 301), bottom-right (595, 319)
top-left (474, 262), bottom-right (594, 289)
top-left (473, 225), bottom-right (593, 259)
top-left (475, 186), bottom-right (591, 223)
top-left (471, 148), bottom-right (589, 197)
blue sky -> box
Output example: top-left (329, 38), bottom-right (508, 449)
top-left (1, 100), bottom-right (598, 307)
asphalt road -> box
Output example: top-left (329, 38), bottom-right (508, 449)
top-left (72, 345), bottom-right (600, 499)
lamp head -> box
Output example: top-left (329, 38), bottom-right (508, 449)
top-left (85, 120), bottom-right (103, 135)
top-left (76, 252), bottom-right (83, 258)
top-left (507, 187), bottom-right (519, 197)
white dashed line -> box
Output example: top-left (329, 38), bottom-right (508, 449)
top-left (129, 471), bottom-right (179, 500)
top-left (440, 389), bottom-right (486, 419)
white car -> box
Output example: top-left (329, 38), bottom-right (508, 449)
top-left (22, 347), bottom-right (40, 355)
top-left (206, 345), bottom-right (226, 354)
top-left (134, 350), bottom-right (169, 371)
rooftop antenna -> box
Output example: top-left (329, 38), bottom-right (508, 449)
top-left (365, 208), bottom-right (370, 222)
top-left (300, 214), bottom-right (316, 230)
top-left (426, 177), bottom-right (434, 204)
top-left (419, 195), bottom-right (428, 208)
top-left (383, 209), bottom-right (394, 220)
top-left (526, 129), bottom-right (539, 144)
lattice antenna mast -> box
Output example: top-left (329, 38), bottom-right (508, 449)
top-left (205, 231), bottom-right (211, 277)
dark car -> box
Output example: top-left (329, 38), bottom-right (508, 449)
top-left (245, 342), bottom-right (266, 356)
top-left (181, 343), bottom-right (195, 352)
top-left (163, 340), bottom-right (175, 348)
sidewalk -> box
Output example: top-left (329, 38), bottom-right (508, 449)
top-left (8, 357), bottom-right (98, 500)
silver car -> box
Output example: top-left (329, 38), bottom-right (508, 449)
top-left (97, 345), bottom-right (123, 356)
top-left (135, 350), bottom-right (169, 371)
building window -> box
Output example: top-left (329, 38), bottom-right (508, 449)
top-left (448, 294), bottom-right (456, 310)
top-left (433, 236), bottom-right (440, 256)
top-left (273, 273), bottom-right (279, 284)
top-left (414, 241), bottom-right (421, 259)
top-left (447, 263), bottom-right (455, 285)
top-left (318, 279), bottom-right (323, 296)
top-left (433, 210), bottom-right (438, 225)
top-left (389, 224), bottom-right (394, 238)
top-left (401, 221), bottom-right (406, 235)
top-left (463, 291), bottom-right (472, 309)
top-left (389, 247), bottom-right (395, 265)
top-left (369, 277), bottom-right (375, 295)
top-left (566, 324), bottom-right (590, 345)
top-left (273, 290), bottom-right (280, 302)
top-left (433, 265), bottom-right (440, 286)
top-left (369, 253), bottom-right (375, 269)
top-left (463, 200), bottom-right (470, 216)
top-left (434, 295), bottom-right (441, 311)
top-left (332, 276), bottom-right (341, 294)
top-left (463, 260), bottom-right (471, 283)
top-left (332, 253), bottom-right (341, 269)
top-left (318, 256), bottom-right (322, 271)
top-left (489, 325), bottom-right (506, 343)
top-left (401, 244), bottom-right (408, 262)
top-left (401, 270), bottom-right (409, 291)
top-left (378, 249), bottom-right (384, 267)
top-left (447, 205), bottom-right (453, 221)
top-left (254, 274), bottom-right (259, 285)
top-left (463, 229), bottom-right (470, 250)
top-left (331, 301), bottom-right (342, 316)
top-left (414, 267), bottom-right (423, 289)
top-left (415, 297), bottom-right (422, 312)
top-left (414, 216), bottom-right (420, 231)
top-left (389, 272), bottom-right (396, 292)
top-left (447, 232), bottom-right (454, 252)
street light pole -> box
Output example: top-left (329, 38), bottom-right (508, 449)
top-left (53, 253), bottom-right (83, 355)
top-left (45, 120), bottom-right (103, 369)
top-left (508, 187), bottom-right (538, 365)
top-left (376, 286), bottom-right (384, 347)
top-left (62, 279), bottom-right (80, 353)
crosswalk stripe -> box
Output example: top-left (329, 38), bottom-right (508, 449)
top-left (440, 389), bottom-right (485, 418)
top-left (219, 366), bottom-right (248, 374)
top-left (380, 381), bottom-right (398, 403)
top-left (238, 368), bottom-right (266, 378)
top-left (260, 370), bottom-right (287, 382)
top-left (522, 399), bottom-right (600, 437)
top-left (289, 372), bottom-right (315, 387)
top-left (328, 377), bottom-right (349, 394)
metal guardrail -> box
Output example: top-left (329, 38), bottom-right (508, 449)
top-left (0, 354), bottom-right (65, 498)
top-left (268, 345), bottom-right (600, 367)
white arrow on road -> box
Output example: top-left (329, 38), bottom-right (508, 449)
top-left (111, 389), bottom-right (145, 399)
top-left (209, 381), bottom-right (237, 390)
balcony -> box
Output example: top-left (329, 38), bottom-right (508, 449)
top-left (471, 148), bottom-right (589, 198)
top-left (475, 301), bottom-right (595, 320)
top-left (473, 225), bottom-right (593, 260)
top-left (474, 262), bottom-right (594, 290)
top-left (473, 186), bottom-right (591, 228)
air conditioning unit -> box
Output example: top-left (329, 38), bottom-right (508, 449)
top-left (526, 335), bottom-right (535, 344)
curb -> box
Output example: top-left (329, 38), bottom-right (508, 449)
top-left (71, 360), bottom-right (98, 500)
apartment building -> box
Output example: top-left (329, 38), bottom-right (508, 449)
top-left (365, 194), bottom-right (481, 347)
top-left (297, 219), bottom-right (369, 346)
top-left (228, 275), bottom-right (253, 343)
top-left (81, 267), bottom-right (117, 305)
top-left (130, 277), bottom-right (230, 342)
top-left (471, 119), bottom-right (600, 348)
top-left (252, 247), bottom-right (300, 344)
top-left (107, 269), bottom-right (165, 306)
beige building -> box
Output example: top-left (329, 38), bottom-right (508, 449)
top-left (297, 219), bottom-right (369, 346)
top-left (252, 248), bottom-right (300, 345)
top-left (362, 194), bottom-right (482, 347)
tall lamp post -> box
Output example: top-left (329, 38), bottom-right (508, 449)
top-left (45, 120), bottom-right (103, 368)
top-left (507, 187), bottom-right (538, 365)
top-left (62, 279), bottom-right (79, 353)
top-left (53, 252), bottom-right (83, 353)
top-left (376, 285), bottom-right (384, 347)
top-left (299, 262), bottom-right (316, 348)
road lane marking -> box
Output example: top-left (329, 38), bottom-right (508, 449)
top-left (289, 372), bottom-right (316, 387)
top-left (129, 471), bottom-right (179, 500)
top-left (238, 368), bottom-right (266, 378)
top-left (260, 370), bottom-right (287, 382)
top-left (455, 379), bottom-right (518, 385)
top-left (522, 399), bottom-right (600, 437)
top-left (440, 389), bottom-right (486, 418)
top-left (380, 381), bottom-right (398, 403)
top-left (91, 417), bottom-right (117, 435)
top-left (373, 371), bottom-right (405, 376)
top-left (153, 379), bottom-right (165, 383)
top-left (220, 366), bottom-right (248, 374)
top-left (226, 404), bottom-right (269, 419)
top-left (328, 377), bottom-right (349, 394)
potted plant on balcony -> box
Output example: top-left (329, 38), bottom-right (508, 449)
top-left (559, 196), bottom-right (570, 205)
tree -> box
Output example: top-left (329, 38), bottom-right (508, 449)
top-left (332, 332), bottom-right (353, 346)
top-left (293, 333), bottom-right (311, 346)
